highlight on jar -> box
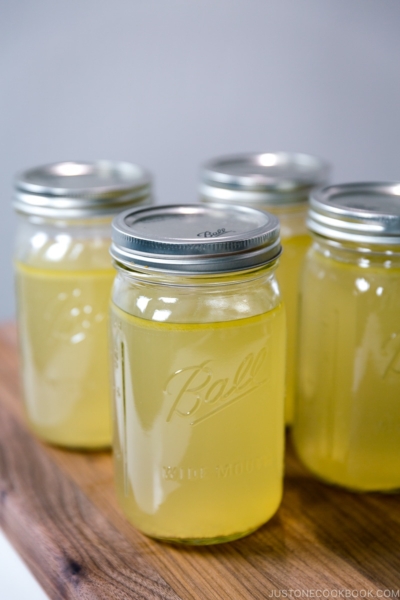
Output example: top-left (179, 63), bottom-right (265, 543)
top-left (109, 203), bottom-right (286, 544)
top-left (199, 151), bottom-right (330, 425)
top-left (293, 182), bottom-right (400, 492)
top-left (13, 160), bottom-right (153, 449)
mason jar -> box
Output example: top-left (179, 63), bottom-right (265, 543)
top-left (199, 152), bottom-right (330, 424)
top-left (110, 203), bottom-right (286, 544)
top-left (14, 160), bottom-right (152, 449)
top-left (293, 182), bottom-right (400, 492)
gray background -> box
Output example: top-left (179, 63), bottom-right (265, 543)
top-left (1, 0), bottom-right (400, 320)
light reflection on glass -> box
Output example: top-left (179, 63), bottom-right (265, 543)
top-left (205, 298), bottom-right (229, 309)
top-left (153, 309), bottom-right (171, 322)
top-left (355, 278), bottom-right (370, 293)
top-left (358, 258), bottom-right (370, 268)
top-left (234, 301), bottom-right (250, 313)
top-left (31, 232), bottom-right (48, 249)
top-left (137, 296), bottom-right (150, 313)
top-left (45, 235), bottom-right (71, 261)
top-left (71, 332), bottom-right (85, 344)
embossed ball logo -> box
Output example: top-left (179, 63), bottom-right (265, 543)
top-left (164, 348), bottom-right (267, 425)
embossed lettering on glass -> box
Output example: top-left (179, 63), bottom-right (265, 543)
top-left (110, 203), bottom-right (286, 544)
top-left (199, 152), bottom-right (330, 424)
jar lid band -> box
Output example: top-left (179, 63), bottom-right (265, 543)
top-left (200, 152), bottom-right (330, 206)
top-left (308, 182), bottom-right (400, 244)
top-left (14, 160), bottom-right (152, 218)
top-left (111, 203), bottom-right (281, 274)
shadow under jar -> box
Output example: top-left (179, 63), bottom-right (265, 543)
top-left (293, 182), bottom-right (400, 492)
top-left (199, 152), bottom-right (330, 424)
top-left (14, 160), bottom-right (152, 449)
top-left (110, 204), bottom-right (286, 544)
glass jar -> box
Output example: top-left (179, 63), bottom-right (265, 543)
top-left (110, 203), bottom-right (286, 544)
top-left (293, 182), bottom-right (400, 492)
top-left (14, 160), bottom-right (152, 449)
top-left (200, 151), bottom-right (330, 424)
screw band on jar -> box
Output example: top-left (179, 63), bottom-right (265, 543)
top-left (111, 203), bottom-right (282, 274)
top-left (200, 152), bottom-right (330, 206)
top-left (308, 182), bottom-right (400, 245)
top-left (14, 160), bottom-right (152, 219)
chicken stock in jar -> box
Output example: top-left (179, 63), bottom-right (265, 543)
top-left (110, 203), bottom-right (286, 544)
top-left (14, 160), bottom-right (152, 448)
top-left (294, 182), bottom-right (400, 491)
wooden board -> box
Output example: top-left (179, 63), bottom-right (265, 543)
top-left (0, 322), bottom-right (399, 599)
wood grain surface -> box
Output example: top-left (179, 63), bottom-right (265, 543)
top-left (0, 323), bottom-right (399, 599)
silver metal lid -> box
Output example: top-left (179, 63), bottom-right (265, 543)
top-left (308, 182), bottom-right (400, 245)
top-left (111, 203), bottom-right (281, 274)
top-left (200, 152), bottom-right (330, 205)
top-left (14, 160), bottom-right (152, 218)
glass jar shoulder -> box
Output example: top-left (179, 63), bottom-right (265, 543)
top-left (111, 266), bottom-right (282, 324)
top-left (264, 203), bottom-right (308, 240)
top-left (15, 216), bottom-right (114, 272)
top-left (302, 239), bottom-right (400, 300)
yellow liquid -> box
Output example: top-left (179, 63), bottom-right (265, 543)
top-left (278, 234), bottom-right (310, 423)
top-left (111, 303), bottom-right (285, 543)
top-left (293, 247), bottom-right (400, 491)
top-left (16, 261), bottom-right (115, 448)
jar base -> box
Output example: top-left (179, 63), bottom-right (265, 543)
top-left (143, 522), bottom-right (265, 546)
top-left (40, 438), bottom-right (111, 452)
top-left (293, 441), bottom-right (400, 493)
top-left (28, 422), bottom-right (111, 452)
top-left (310, 471), bottom-right (400, 494)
